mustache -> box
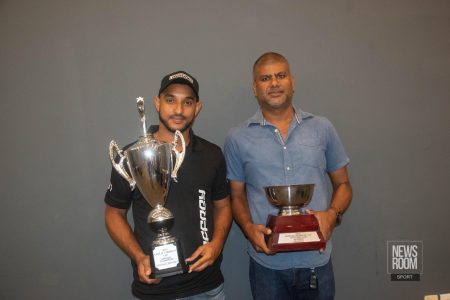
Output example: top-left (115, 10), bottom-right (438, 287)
top-left (169, 114), bottom-right (186, 120)
top-left (268, 88), bottom-right (283, 93)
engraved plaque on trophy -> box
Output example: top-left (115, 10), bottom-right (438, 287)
top-left (264, 184), bottom-right (326, 252)
top-left (109, 97), bottom-right (188, 278)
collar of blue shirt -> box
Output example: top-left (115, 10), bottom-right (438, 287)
top-left (246, 106), bottom-right (314, 127)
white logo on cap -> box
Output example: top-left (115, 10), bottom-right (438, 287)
top-left (168, 73), bottom-right (194, 84)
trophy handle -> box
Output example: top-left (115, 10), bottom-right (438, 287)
top-left (109, 140), bottom-right (136, 190)
top-left (171, 130), bottom-right (186, 182)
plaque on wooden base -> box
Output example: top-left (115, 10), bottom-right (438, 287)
top-left (266, 214), bottom-right (326, 252)
top-left (149, 237), bottom-right (188, 279)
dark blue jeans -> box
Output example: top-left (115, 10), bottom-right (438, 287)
top-left (249, 257), bottom-right (335, 300)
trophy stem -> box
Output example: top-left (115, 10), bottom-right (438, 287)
top-left (148, 204), bottom-right (175, 240)
top-left (152, 226), bottom-right (177, 246)
top-left (279, 205), bottom-right (301, 216)
top-left (157, 227), bottom-right (170, 238)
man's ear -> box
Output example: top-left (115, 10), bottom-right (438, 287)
top-left (252, 82), bottom-right (257, 97)
top-left (153, 96), bottom-right (160, 113)
top-left (292, 75), bottom-right (295, 93)
top-left (195, 100), bottom-right (203, 117)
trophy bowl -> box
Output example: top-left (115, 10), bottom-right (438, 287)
top-left (264, 184), bottom-right (314, 216)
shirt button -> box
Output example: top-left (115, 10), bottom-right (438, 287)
top-left (274, 129), bottom-right (278, 133)
top-left (286, 167), bottom-right (290, 170)
top-left (283, 146), bottom-right (287, 150)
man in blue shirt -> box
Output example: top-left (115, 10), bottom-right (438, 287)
top-left (224, 52), bottom-right (352, 300)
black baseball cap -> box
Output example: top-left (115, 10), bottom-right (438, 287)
top-left (158, 70), bottom-right (199, 100)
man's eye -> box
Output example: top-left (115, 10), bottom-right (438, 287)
top-left (165, 98), bottom-right (174, 103)
top-left (277, 74), bottom-right (287, 79)
top-left (184, 100), bottom-right (194, 106)
top-left (261, 76), bottom-right (271, 82)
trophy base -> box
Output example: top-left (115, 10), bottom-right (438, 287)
top-left (266, 214), bottom-right (326, 252)
top-left (149, 238), bottom-right (187, 279)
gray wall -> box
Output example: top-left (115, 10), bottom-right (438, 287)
top-left (1, 1), bottom-right (449, 299)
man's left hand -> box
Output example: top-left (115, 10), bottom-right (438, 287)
top-left (185, 241), bottom-right (222, 273)
top-left (306, 209), bottom-right (337, 251)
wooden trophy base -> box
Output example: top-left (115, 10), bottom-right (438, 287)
top-left (266, 214), bottom-right (326, 252)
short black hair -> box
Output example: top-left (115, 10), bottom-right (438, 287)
top-left (253, 52), bottom-right (290, 78)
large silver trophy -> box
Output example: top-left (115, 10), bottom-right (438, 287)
top-left (109, 97), bottom-right (187, 278)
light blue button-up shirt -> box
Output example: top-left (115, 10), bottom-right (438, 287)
top-left (224, 108), bottom-right (350, 269)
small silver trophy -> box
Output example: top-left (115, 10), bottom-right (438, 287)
top-left (264, 184), bottom-right (326, 252)
top-left (109, 97), bottom-right (187, 278)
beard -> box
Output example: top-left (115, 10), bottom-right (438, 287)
top-left (159, 113), bottom-right (194, 133)
top-left (258, 90), bottom-right (293, 111)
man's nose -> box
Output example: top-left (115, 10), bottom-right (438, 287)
top-left (173, 101), bottom-right (183, 114)
top-left (270, 76), bottom-right (279, 86)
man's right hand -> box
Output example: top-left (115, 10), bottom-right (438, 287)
top-left (243, 223), bottom-right (274, 255)
top-left (228, 181), bottom-right (274, 255)
top-left (136, 255), bottom-right (161, 284)
top-left (104, 205), bottom-right (161, 285)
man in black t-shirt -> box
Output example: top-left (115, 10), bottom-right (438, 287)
top-left (104, 71), bottom-right (232, 300)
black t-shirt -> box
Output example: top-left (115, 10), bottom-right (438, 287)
top-left (105, 130), bottom-right (230, 300)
